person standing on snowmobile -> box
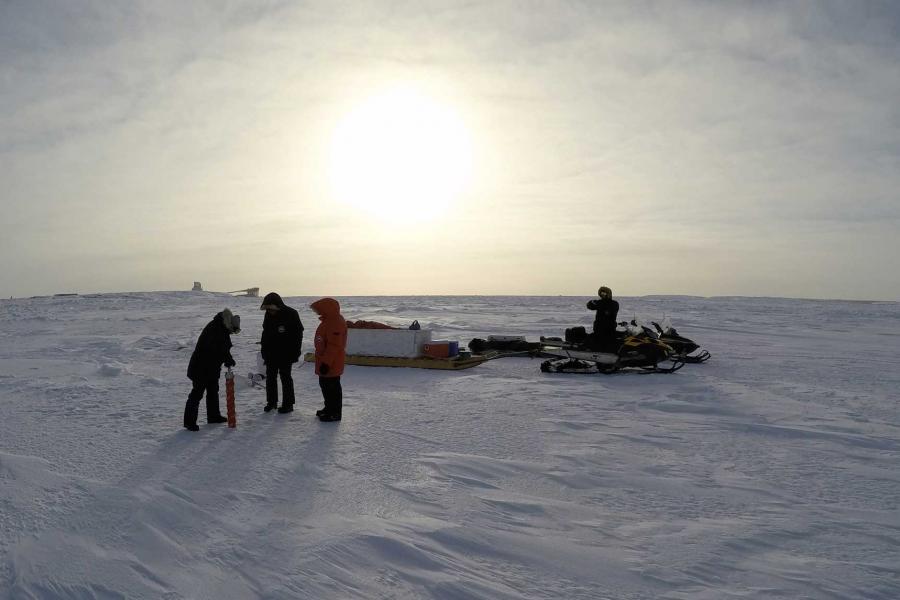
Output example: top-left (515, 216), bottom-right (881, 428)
top-left (184, 308), bottom-right (240, 431)
top-left (311, 297), bottom-right (347, 422)
top-left (260, 292), bottom-right (304, 413)
top-left (587, 286), bottom-right (619, 348)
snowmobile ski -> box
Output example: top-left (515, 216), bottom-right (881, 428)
top-left (540, 356), bottom-right (685, 375)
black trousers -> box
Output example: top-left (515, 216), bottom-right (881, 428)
top-left (266, 362), bottom-right (295, 408)
top-left (589, 325), bottom-right (619, 351)
top-left (318, 376), bottom-right (342, 417)
top-left (184, 376), bottom-right (221, 426)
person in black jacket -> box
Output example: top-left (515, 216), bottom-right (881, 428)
top-left (184, 308), bottom-right (240, 431)
top-left (259, 292), bottom-right (304, 413)
top-left (586, 286), bottom-right (619, 349)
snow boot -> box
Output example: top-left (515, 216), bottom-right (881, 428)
top-left (207, 415), bottom-right (227, 424)
top-left (277, 405), bottom-right (294, 414)
top-left (315, 408), bottom-right (327, 417)
top-left (264, 403), bottom-right (277, 412)
top-left (318, 413), bottom-right (341, 422)
top-left (184, 424), bottom-right (200, 432)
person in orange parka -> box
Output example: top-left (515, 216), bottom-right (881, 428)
top-left (310, 297), bottom-right (348, 422)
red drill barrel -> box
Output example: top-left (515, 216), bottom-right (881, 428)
top-left (225, 369), bottom-right (237, 428)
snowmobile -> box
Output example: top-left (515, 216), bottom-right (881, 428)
top-left (469, 328), bottom-right (684, 374)
top-left (647, 321), bottom-right (711, 363)
top-left (560, 318), bottom-right (711, 364)
top-left (538, 328), bottom-right (684, 374)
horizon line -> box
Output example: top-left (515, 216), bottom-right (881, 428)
top-left (4, 290), bottom-right (897, 305)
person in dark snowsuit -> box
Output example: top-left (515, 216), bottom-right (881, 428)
top-left (259, 292), bottom-right (304, 413)
top-left (311, 297), bottom-right (347, 422)
top-left (184, 308), bottom-right (240, 431)
top-left (586, 286), bottom-right (619, 350)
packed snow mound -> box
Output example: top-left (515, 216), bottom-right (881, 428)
top-left (0, 293), bottom-right (899, 599)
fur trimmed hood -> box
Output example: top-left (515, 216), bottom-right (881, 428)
top-left (221, 308), bottom-right (240, 334)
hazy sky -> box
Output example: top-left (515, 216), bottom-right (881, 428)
top-left (2, 1), bottom-right (899, 300)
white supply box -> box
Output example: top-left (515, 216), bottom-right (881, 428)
top-left (346, 329), bottom-right (433, 358)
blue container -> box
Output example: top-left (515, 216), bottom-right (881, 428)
top-left (448, 341), bottom-right (459, 357)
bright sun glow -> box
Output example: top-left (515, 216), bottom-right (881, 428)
top-left (329, 87), bottom-right (473, 222)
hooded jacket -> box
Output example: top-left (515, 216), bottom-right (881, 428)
top-left (311, 297), bottom-right (347, 377)
top-left (586, 289), bottom-right (619, 337)
top-left (260, 292), bottom-right (304, 364)
top-left (187, 312), bottom-right (235, 381)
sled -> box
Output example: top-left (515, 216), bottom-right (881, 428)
top-left (540, 347), bottom-right (619, 365)
top-left (303, 352), bottom-right (490, 370)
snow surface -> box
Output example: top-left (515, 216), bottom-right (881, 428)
top-left (1, 292), bottom-right (899, 599)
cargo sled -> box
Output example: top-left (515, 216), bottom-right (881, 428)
top-left (304, 352), bottom-right (489, 370)
top-left (304, 326), bottom-right (488, 370)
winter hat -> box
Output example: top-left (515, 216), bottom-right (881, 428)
top-left (598, 286), bottom-right (612, 297)
top-left (222, 308), bottom-right (241, 334)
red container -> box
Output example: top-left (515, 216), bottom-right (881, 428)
top-left (423, 342), bottom-right (450, 358)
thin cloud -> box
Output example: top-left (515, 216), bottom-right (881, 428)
top-left (1, 1), bottom-right (898, 299)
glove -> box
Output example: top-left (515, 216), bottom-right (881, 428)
top-left (319, 363), bottom-right (329, 375)
top-left (224, 356), bottom-right (236, 368)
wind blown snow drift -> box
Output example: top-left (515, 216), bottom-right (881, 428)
top-left (1, 292), bottom-right (899, 599)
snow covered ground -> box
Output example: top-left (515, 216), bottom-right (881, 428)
top-left (1, 292), bottom-right (899, 599)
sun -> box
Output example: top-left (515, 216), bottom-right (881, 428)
top-left (329, 87), bottom-right (473, 222)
